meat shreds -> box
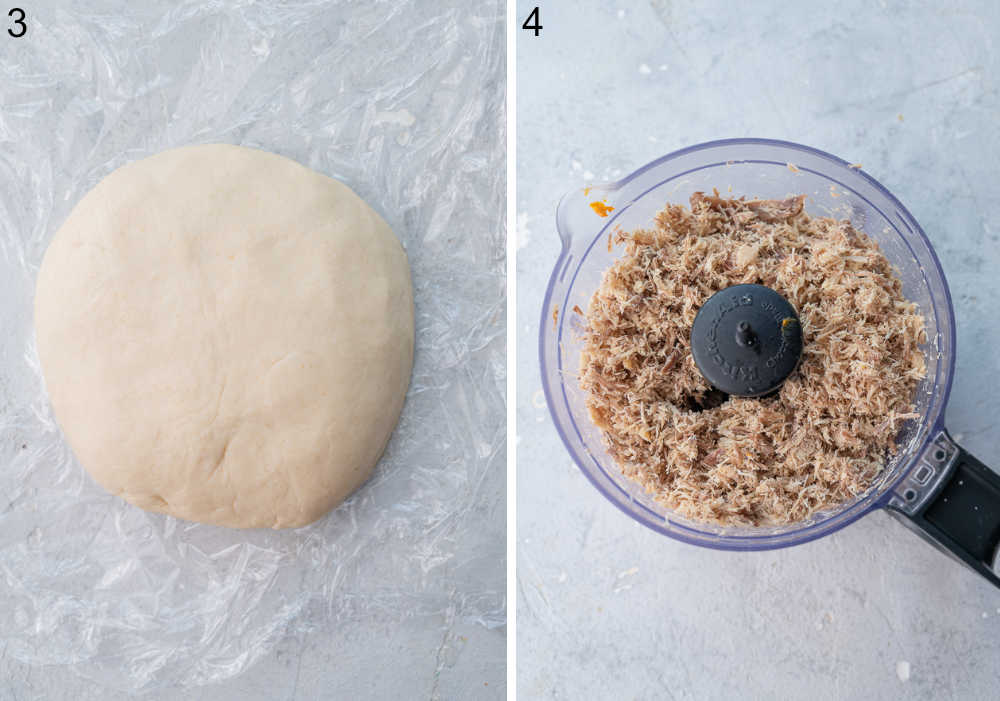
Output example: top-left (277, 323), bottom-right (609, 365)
top-left (579, 192), bottom-right (927, 526)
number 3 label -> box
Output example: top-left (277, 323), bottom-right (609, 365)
top-left (8, 7), bottom-right (25, 38)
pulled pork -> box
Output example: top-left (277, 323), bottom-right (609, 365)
top-left (580, 192), bottom-right (926, 526)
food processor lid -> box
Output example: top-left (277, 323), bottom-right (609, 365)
top-left (690, 283), bottom-right (803, 397)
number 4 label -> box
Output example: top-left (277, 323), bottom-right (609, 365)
top-left (522, 6), bottom-right (541, 36)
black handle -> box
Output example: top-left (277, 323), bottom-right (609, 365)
top-left (887, 430), bottom-right (1000, 588)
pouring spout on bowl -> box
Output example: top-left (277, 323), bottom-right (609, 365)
top-left (555, 182), bottom-right (627, 252)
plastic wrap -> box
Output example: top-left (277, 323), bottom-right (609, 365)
top-left (0, 0), bottom-right (505, 691)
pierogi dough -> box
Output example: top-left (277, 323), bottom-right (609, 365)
top-left (34, 144), bottom-right (414, 529)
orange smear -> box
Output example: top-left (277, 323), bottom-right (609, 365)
top-left (590, 200), bottom-right (614, 217)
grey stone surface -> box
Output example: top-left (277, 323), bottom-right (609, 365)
top-left (1, 616), bottom-right (503, 700)
top-left (517, 1), bottom-right (1000, 699)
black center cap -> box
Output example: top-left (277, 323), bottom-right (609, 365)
top-left (689, 284), bottom-right (803, 397)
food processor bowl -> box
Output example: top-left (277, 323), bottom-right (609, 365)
top-left (540, 138), bottom-right (1000, 586)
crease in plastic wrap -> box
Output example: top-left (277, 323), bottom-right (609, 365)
top-left (0, 0), bottom-right (505, 691)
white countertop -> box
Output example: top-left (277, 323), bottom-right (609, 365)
top-left (516, 1), bottom-right (1000, 698)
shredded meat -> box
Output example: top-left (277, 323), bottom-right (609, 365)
top-left (579, 192), bottom-right (926, 526)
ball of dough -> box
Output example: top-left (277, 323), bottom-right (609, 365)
top-left (34, 144), bottom-right (414, 529)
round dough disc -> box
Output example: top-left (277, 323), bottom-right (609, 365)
top-left (34, 144), bottom-right (414, 529)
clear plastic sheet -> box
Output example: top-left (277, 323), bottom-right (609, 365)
top-left (0, 0), bottom-right (505, 691)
